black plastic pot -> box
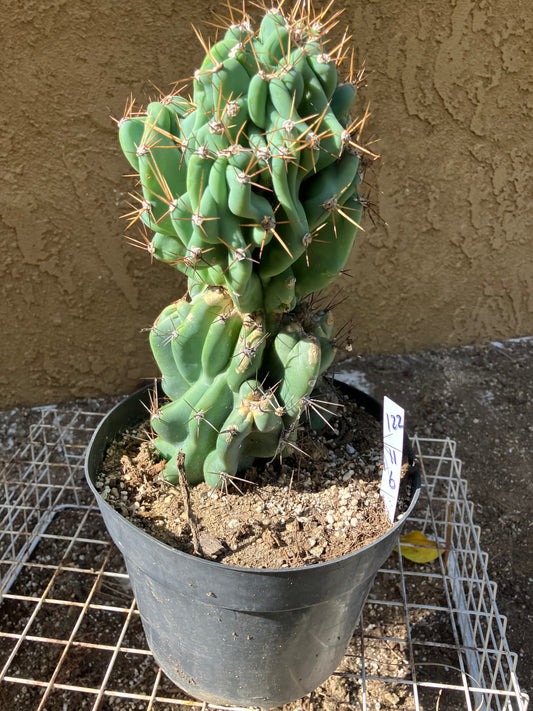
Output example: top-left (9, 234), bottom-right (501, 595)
top-left (85, 382), bottom-right (420, 708)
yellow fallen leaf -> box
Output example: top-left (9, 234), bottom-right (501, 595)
top-left (395, 530), bottom-right (445, 563)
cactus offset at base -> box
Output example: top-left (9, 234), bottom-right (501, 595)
top-left (118, 0), bottom-right (377, 487)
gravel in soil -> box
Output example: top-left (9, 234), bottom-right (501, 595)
top-left (95, 395), bottom-right (416, 569)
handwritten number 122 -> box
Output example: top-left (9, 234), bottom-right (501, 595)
top-left (386, 413), bottom-right (403, 432)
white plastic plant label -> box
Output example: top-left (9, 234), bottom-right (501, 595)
top-left (381, 396), bottom-right (405, 523)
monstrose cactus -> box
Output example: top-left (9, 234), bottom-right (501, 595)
top-left (118, 0), bottom-right (377, 488)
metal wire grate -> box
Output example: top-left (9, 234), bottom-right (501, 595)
top-left (0, 406), bottom-right (529, 711)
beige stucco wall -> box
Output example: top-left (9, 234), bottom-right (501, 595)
top-left (1, 0), bottom-right (531, 408)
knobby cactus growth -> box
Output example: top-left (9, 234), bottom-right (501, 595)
top-left (118, 0), bottom-right (378, 488)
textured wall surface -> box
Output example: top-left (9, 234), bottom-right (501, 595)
top-left (1, 0), bottom-right (531, 408)
top-left (343, 0), bottom-right (533, 352)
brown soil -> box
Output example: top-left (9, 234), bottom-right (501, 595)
top-left (94, 395), bottom-right (416, 569)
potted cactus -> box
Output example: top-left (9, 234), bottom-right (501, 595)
top-left (85, 1), bottom-right (420, 707)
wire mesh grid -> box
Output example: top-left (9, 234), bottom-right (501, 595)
top-left (0, 406), bottom-right (529, 711)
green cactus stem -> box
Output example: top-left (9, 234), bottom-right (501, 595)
top-left (118, 0), bottom-right (378, 487)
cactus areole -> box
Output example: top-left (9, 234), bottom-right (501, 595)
top-left (118, 1), bottom-right (377, 489)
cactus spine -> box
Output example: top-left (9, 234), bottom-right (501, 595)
top-left (119, 1), bottom-right (377, 488)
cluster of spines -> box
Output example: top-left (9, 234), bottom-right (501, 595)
top-left (148, 288), bottom-right (336, 487)
top-left (118, 0), bottom-right (377, 487)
